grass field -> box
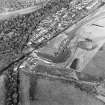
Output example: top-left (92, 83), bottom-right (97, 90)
top-left (30, 79), bottom-right (104, 105)
top-left (83, 44), bottom-right (105, 77)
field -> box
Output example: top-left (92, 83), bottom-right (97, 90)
top-left (0, 0), bottom-right (50, 13)
top-left (30, 79), bottom-right (104, 105)
top-left (0, 0), bottom-right (105, 105)
top-left (83, 44), bottom-right (105, 77)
